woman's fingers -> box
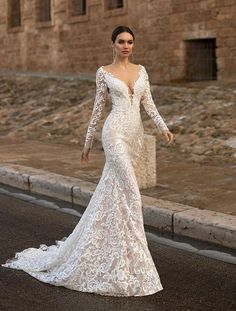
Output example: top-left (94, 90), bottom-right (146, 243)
top-left (81, 152), bottom-right (84, 163)
top-left (164, 131), bottom-right (170, 142)
top-left (164, 131), bottom-right (174, 144)
top-left (169, 132), bottom-right (174, 144)
top-left (81, 149), bottom-right (90, 163)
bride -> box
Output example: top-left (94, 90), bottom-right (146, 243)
top-left (2, 25), bottom-right (174, 297)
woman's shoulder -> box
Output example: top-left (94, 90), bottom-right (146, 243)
top-left (97, 64), bottom-right (113, 73)
top-left (100, 64), bottom-right (112, 71)
top-left (96, 66), bottom-right (106, 77)
top-left (138, 63), bottom-right (146, 70)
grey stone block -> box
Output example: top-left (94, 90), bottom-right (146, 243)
top-left (174, 208), bottom-right (236, 249)
top-left (29, 173), bottom-right (84, 203)
top-left (0, 164), bottom-right (31, 191)
top-left (142, 195), bottom-right (192, 232)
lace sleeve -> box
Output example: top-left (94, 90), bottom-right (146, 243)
top-left (141, 66), bottom-right (169, 134)
top-left (84, 67), bottom-right (107, 149)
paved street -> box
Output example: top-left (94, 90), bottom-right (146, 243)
top-left (0, 190), bottom-right (235, 311)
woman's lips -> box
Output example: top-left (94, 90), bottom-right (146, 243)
top-left (122, 51), bottom-right (129, 53)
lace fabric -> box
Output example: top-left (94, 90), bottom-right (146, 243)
top-left (84, 65), bottom-right (168, 149)
top-left (1, 64), bottom-right (168, 297)
top-left (84, 68), bottom-right (108, 149)
top-left (141, 67), bottom-right (169, 134)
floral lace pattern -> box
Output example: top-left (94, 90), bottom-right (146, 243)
top-left (1, 64), bottom-right (168, 297)
top-left (84, 65), bottom-right (169, 149)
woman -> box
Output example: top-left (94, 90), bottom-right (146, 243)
top-left (2, 26), bottom-right (174, 297)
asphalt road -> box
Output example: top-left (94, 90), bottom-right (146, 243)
top-left (0, 191), bottom-right (235, 311)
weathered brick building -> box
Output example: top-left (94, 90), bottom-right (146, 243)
top-left (0, 0), bottom-right (235, 82)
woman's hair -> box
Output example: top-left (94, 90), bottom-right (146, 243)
top-left (111, 26), bottom-right (135, 43)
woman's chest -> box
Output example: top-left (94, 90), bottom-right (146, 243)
top-left (105, 74), bottom-right (146, 99)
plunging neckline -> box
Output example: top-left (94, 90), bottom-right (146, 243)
top-left (101, 64), bottom-right (142, 96)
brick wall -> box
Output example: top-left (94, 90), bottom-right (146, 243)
top-left (0, 0), bottom-right (235, 82)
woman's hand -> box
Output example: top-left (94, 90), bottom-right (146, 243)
top-left (163, 129), bottom-right (174, 145)
top-left (81, 146), bottom-right (91, 163)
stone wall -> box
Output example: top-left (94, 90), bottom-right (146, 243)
top-left (0, 0), bottom-right (235, 82)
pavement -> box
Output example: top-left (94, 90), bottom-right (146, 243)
top-left (0, 138), bottom-right (235, 251)
top-left (0, 194), bottom-right (235, 311)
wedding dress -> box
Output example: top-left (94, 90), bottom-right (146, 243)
top-left (1, 64), bottom-right (169, 296)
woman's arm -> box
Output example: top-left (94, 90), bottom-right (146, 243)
top-left (84, 67), bottom-right (107, 149)
top-left (140, 66), bottom-right (169, 134)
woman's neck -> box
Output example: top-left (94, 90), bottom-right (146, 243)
top-left (112, 57), bottom-right (131, 68)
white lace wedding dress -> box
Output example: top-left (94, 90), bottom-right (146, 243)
top-left (1, 64), bottom-right (169, 296)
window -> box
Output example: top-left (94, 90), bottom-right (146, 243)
top-left (8, 0), bottom-right (21, 28)
top-left (67, 0), bottom-right (88, 23)
top-left (38, 0), bottom-right (51, 22)
top-left (185, 38), bottom-right (217, 81)
top-left (104, 0), bottom-right (126, 17)
top-left (71, 0), bottom-right (87, 16)
top-left (107, 0), bottom-right (123, 10)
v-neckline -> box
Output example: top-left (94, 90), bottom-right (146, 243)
top-left (101, 64), bottom-right (142, 96)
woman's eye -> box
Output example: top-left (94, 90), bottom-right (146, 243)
top-left (118, 41), bottom-right (133, 44)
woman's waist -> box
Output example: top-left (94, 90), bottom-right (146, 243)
top-left (104, 111), bottom-right (143, 128)
top-left (110, 107), bottom-right (141, 117)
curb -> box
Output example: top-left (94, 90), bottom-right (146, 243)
top-left (0, 163), bottom-right (236, 250)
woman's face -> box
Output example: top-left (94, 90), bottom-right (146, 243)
top-left (112, 32), bottom-right (134, 58)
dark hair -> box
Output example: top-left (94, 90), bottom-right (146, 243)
top-left (111, 26), bottom-right (135, 43)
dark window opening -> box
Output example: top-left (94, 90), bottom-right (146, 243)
top-left (9, 0), bottom-right (21, 28)
top-left (71, 0), bottom-right (87, 16)
top-left (38, 0), bottom-right (51, 22)
top-left (107, 0), bottom-right (124, 10)
top-left (185, 38), bottom-right (217, 81)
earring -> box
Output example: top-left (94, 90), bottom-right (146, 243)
top-left (112, 47), bottom-right (115, 61)
top-left (131, 52), bottom-right (134, 63)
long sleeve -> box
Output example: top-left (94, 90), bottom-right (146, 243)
top-left (84, 67), bottom-right (107, 149)
top-left (141, 67), bottom-right (169, 134)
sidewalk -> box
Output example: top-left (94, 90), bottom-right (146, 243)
top-left (0, 137), bottom-right (235, 250)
